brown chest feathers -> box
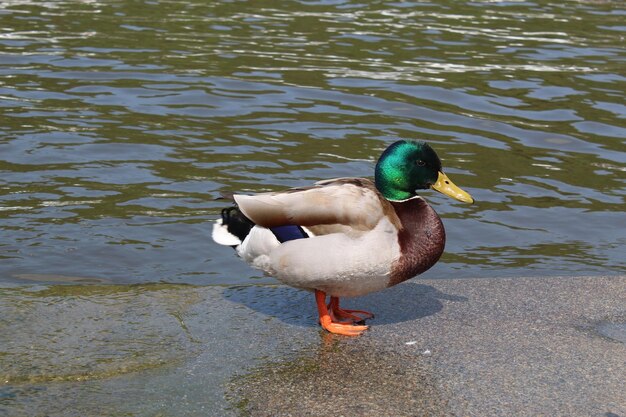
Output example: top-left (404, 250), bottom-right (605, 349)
top-left (388, 197), bottom-right (446, 286)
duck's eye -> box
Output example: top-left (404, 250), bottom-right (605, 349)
top-left (416, 160), bottom-right (426, 167)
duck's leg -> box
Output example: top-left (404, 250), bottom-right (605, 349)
top-left (315, 290), bottom-right (368, 336)
top-left (328, 296), bottom-right (374, 324)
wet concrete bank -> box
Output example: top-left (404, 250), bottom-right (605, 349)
top-left (1, 275), bottom-right (624, 416)
top-left (231, 275), bottom-right (625, 417)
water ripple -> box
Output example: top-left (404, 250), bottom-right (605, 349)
top-left (0, 0), bottom-right (624, 285)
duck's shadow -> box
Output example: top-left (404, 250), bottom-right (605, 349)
top-left (223, 282), bottom-right (467, 327)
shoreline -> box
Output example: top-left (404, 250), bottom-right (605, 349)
top-left (1, 275), bottom-right (624, 416)
top-left (232, 275), bottom-right (626, 416)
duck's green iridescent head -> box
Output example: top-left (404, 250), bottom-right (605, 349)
top-left (375, 140), bottom-right (474, 203)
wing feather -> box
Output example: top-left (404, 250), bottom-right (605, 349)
top-left (234, 178), bottom-right (399, 231)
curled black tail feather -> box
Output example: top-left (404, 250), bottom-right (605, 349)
top-left (221, 207), bottom-right (255, 243)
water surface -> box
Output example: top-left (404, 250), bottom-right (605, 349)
top-left (1, 0), bottom-right (625, 285)
top-left (0, 1), bottom-right (625, 415)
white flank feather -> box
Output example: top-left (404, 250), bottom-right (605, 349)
top-left (237, 226), bottom-right (280, 268)
top-left (211, 219), bottom-right (242, 246)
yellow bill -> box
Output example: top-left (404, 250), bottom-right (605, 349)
top-left (431, 171), bottom-right (474, 204)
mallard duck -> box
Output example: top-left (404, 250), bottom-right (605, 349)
top-left (212, 140), bottom-right (473, 336)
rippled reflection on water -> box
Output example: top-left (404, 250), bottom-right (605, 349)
top-left (1, 1), bottom-right (625, 416)
top-left (0, 0), bottom-right (624, 285)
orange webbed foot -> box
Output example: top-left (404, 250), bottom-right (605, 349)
top-left (315, 290), bottom-right (370, 336)
top-left (328, 296), bottom-right (374, 325)
top-left (319, 315), bottom-right (368, 336)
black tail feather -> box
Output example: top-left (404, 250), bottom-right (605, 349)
top-left (221, 207), bottom-right (255, 243)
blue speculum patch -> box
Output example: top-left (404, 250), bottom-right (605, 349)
top-left (270, 225), bottom-right (309, 243)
